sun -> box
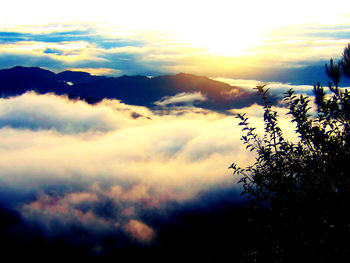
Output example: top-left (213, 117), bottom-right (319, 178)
top-left (177, 26), bottom-right (264, 57)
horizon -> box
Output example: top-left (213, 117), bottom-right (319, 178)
top-left (2, 1), bottom-right (350, 82)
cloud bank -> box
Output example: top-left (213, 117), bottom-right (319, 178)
top-left (0, 88), bottom-right (311, 261)
top-left (154, 92), bottom-right (207, 106)
top-left (0, 92), bottom-right (260, 247)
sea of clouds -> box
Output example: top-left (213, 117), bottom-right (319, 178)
top-left (0, 92), bottom-right (257, 244)
top-left (0, 86), bottom-right (306, 258)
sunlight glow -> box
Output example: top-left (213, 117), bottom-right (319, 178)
top-left (68, 67), bottom-right (122, 76)
top-left (3, 0), bottom-right (349, 57)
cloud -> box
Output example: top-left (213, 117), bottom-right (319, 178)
top-left (215, 77), bottom-right (316, 95)
top-left (0, 82), bottom-right (321, 253)
top-left (22, 191), bottom-right (110, 231)
top-left (124, 219), bottom-right (156, 244)
top-left (0, 90), bottom-right (308, 259)
top-left (266, 23), bottom-right (350, 41)
top-left (0, 27), bottom-right (143, 49)
top-left (0, 92), bottom-right (256, 240)
top-left (0, 92), bottom-right (151, 133)
top-left (67, 192), bottom-right (99, 204)
top-left (154, 92), bottom-right (207, 106)
top-left (67, 67), bottom-right (122, 76)
top-left (1, 23), bottom-right (350, 84)
top-left (0, 51), bottom-right (65, 70)
top-left (0, 91), bottom-right (293, 195)
top-left (0, 25), bottom-right (176, 76)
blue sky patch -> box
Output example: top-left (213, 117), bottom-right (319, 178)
top-left (43, 48), bottom-right (64, 55)
top-left (0, 28), bottom-right (144, 49)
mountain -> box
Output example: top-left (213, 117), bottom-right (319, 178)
top-left (0, 66), bottom-right (256, 110)
top-left (0, 66), bottom-right (68, 95)
top-left (56, 70), bottom-right (106, 85)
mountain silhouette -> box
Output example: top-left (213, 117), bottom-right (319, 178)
top-left (56, 70), bottom-right (106, 85)
top-left (0, 66), bottom-right (256, 110)
top-left (0, 66), bottom-right (67, 95)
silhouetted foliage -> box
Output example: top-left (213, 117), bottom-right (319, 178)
top-left (342, 43), bottom-right (350, 78)
top-left (230, 44), bottom-right (350, 262)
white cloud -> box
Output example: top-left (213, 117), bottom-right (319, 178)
top-left (0, 93), bottom-right (252, 198)
top-left (214, 77), bottom-right (315, 93)
top-left (0, 92), bottom-right (301, 241)
top-left (154, 92), bottom-right (207, 106)
top-left (0, 92), bottom-right (151, 133)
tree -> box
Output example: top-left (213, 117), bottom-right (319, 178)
top-left (230, 44), bottom-right (350, 262)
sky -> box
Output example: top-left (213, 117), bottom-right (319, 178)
top-left (1, 1), bottom-right (350, 80)
top-left (0, 1), bottom-right (350, 260)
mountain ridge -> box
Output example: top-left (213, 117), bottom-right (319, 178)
top-left (0, 66), bottom-right (257, 110)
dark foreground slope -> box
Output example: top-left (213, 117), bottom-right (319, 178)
top-left (0, 188), bottom-right (255, 263)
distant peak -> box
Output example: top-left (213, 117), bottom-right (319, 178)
top-left (175, 72), bottom-right (206, 78)
top-left (57, 70), bottom-right (93, 77)
top-left (11, 66), bottom-right (44, 71)
top-left (3, 66), bottom-right (56, 77)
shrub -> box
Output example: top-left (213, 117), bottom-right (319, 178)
top-left (230, 44), bottom-right (350, 262)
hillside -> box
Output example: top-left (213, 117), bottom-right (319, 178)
top-left (0, 66), bottom-right (256, 111)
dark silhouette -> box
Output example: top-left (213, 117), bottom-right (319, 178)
top-left (0, 66), bottom-right (258, 111)
top-left (230, 44), bottom-right (350, 261)
top-left (0, 187), bottom-right (255, 263)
